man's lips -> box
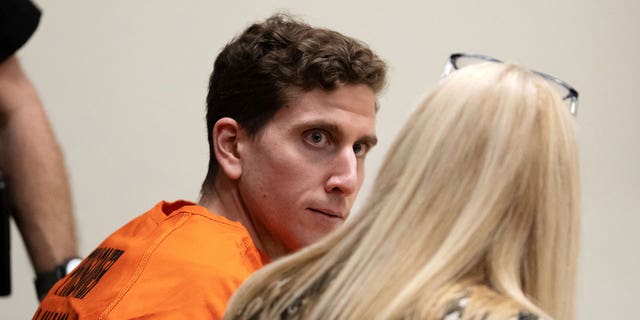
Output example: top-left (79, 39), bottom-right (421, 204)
top-left (308, 208), bottom-right (345, 219)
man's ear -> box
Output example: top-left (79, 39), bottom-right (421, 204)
top-left (213, 117), bottom-right (244, 180)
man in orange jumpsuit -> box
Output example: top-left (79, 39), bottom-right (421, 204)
top-left (35, 13), bottom-right (387, 319)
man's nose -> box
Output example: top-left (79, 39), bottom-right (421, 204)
top-left (325, 147), bottom-right (358, 196)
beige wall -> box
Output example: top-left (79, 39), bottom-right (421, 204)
top-left (2, 0), bottom-right (638, 318)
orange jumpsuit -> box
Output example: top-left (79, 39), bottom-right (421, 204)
top-left (34, 200), bottom-right (268, 319)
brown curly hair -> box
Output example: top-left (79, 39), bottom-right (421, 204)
top-left (202, 13), bottom-right (387, 190)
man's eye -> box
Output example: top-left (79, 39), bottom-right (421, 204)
top-left (304, 130), bottom-right (329, 146)
top-left (353, 143), bottom-right (369, 157)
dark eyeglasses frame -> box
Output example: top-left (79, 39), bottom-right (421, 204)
top-left (443, 53), bottom-right (579, 116)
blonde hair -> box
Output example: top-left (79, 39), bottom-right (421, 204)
top-left (224, 63), bottom-right (581, 320)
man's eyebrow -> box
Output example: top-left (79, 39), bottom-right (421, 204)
top-left (358, 135), bottom-right (378, 147)
top-left (294, 120), bottom-right (339, 133)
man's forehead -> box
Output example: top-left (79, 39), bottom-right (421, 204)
top-left (263, 84), bottom-right (377, 135)
top-left (285, 84), bottom-right (377, 111)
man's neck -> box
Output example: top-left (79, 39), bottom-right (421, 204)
top-left (198, 176), bottom-right (289, 259)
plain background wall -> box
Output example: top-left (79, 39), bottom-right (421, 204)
top-left (1, 0), bottom-right (638, 318)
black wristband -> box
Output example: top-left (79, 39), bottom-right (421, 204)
top-left (34, 257), bottom-right (82, 301)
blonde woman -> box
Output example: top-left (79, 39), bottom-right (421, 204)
top-left (224, 54), bottom-right (581, 320)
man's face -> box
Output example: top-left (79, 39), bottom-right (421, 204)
top-left (238, 84), bottom-right (377, 254)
